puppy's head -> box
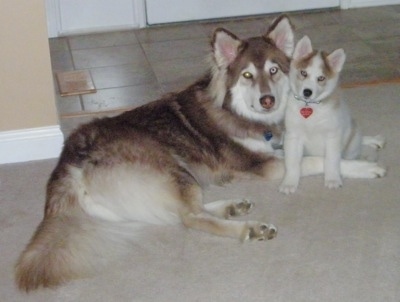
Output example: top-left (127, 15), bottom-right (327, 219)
top-left (290, 35), bottom-right (346, 102)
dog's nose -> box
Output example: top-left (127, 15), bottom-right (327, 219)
top-left (259, 95), bottom-right (275, 110)
top-left (303, 89), bottom-right (313, 98)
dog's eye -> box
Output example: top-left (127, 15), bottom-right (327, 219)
top-left (300, 70), bottom-right (307, 77)
top-left (318, 76), bottom-right (326, 82)
top-left (242, 72), bottom-right (253, 79)
top-left (270, 67), bottom-right (278, 75)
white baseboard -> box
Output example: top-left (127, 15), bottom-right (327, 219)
top-left (0, 126), bottom-right (64, 164)
top-left (345, 0), bottom-right (400, 8)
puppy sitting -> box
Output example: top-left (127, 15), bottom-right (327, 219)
top-left (279, 36), bottom-right (385, 194)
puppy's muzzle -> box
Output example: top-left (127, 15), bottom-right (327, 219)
top-left (259, 95), bottom-right (275, 110)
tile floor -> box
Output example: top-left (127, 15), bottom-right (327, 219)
top-left (49, 5), bottom-right (400, 136)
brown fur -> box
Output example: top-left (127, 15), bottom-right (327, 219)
top-left (15, 16), bottom-right (297, 291)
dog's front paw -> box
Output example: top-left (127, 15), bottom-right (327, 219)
top-left (242, 222), bottom-right (277, 241)
top-left (226, 199), bottom-right (254, 218)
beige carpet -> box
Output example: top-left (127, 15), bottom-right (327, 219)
top-left (1, 83), bottom-right (399, 302)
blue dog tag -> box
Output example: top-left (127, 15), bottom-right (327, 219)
top-left (264, 131), bottom-right (273, 141)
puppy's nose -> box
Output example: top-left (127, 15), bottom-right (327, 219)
top-left (303, 89), bottom-right (313, 98)
top-left (259, 95), bottom-right (275, 110)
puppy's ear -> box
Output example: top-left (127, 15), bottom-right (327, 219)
top-left (327, 48), bottom-right (346, 73)
top-left (292, 35), bottom-right (313, 61)
top-left (265, 15), bottom-right (294, 57)
top-left (212, 28), bottom-right (242, 68)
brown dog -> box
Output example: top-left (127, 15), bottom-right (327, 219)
top-left (16, 16), bottom-right (300, 291)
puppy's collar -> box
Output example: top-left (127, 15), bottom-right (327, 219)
top-left (293, 94), bottom-right (321, 106)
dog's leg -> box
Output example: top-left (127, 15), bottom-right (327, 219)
top-left (266, 156), bottom-right (385, 182)
top-left (204, 199), bottom-right (253, 219)
top-left (179, 184), bottom-right (276, 241)
top-left (182, 211), bottom-right (277, 241)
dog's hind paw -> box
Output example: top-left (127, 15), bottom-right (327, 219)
top-left (371, 165), bottom-right (386, 178)
top-left (363, 135), bottom-right (386, 150)
top-left (341, 161), bottom-right (387, 179)
top-left (242, 222), bottom-right (277, 241)
top-left (360, 162), bottom-right (386, 178)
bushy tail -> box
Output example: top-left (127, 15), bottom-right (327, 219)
top-left (15, 211), bottom-right (140, 291)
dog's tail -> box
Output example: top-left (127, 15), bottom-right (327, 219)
top-left (15, 166), bottom-right (140, 292)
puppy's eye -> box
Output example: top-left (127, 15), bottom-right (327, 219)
top-left (300, 70), bottom-right (307, 77)
top-left (242, 72), bottom-right (253, 79)
top-left (318, 76), bottom-right (326, 82)
top-left (270, 67), bottom-right (278, 75)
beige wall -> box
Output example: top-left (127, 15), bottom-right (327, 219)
top-left (0, 0), bottom-right (59, 131)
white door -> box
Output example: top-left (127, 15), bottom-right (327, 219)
top-left (46, 0), bottom-right (146, 37)
top-left (146, 0), bottom-right (340, 25)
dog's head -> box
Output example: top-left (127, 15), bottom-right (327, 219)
top-left (210, 15), bottom-right (294, 124)
top-left (290, 35), bottom-right (346, 102)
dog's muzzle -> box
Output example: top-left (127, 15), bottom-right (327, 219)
top-left (259, 95), bottom-right (275, 110)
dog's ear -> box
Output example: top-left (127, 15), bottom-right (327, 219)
top-left (292, 36), bottom-right (313, 61)
top-left (212, 28), bottom-right (242, 67)
top-left (327, 48), bottom-right (346, 73)
top-left (265, 15), bottom-right (294, 57)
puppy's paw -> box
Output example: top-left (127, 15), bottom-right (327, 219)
top-left (342, 161), bottom-right (387, 178)
top-left (325, 178), bottom-right (343, 189)
top-left (279, 178), bottom-right (298, 194)
top-left (242, 222), bottom-right (277, 241)
top-left (226, 199), bottom-right (254, 218)
top-left (363, 135), bottom-right (386, 150)
top-left (279, 184), bottom-right (297, 194)
top-left (361, 162), bottom-right (387, 178)
top-left (371, 165), bottom-right (387, 178)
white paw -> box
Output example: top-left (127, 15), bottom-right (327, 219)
top-left (361, 162), bottom-right (387, 178)
top-left (363, 135), bottom-right (386, 150)
top-left (370, 165), bottom-right (387, 178)
top-left (279, 184), bottom-right (297, 194)
top-left (325, 178), bottom-right (343, 189)
top-left (279, 178), bottom-right (298, 194)
top-left (342, 161), bottom-right (387, 178)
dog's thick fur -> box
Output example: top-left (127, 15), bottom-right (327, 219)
top-left (279, 36), bottom-right (385, 194)
top-left (15, 17), bottom-right (385, 291)
top-left (15, 15), bottom-right (296, 292)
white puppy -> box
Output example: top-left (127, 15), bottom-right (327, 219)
top-left (279, 36), bottom-right (385, 194)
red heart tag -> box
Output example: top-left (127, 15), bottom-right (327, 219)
top-left (300, 107), bottom-right (313, 118)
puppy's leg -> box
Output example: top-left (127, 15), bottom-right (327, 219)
top-left (179, 185), bottom-right (276, 241)
top-left (204, 199), bottom-right (253, 219)
top-left (279, 135), bottom-right (304, 194)
top-left (324, 135), bottom-right (343, 189)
